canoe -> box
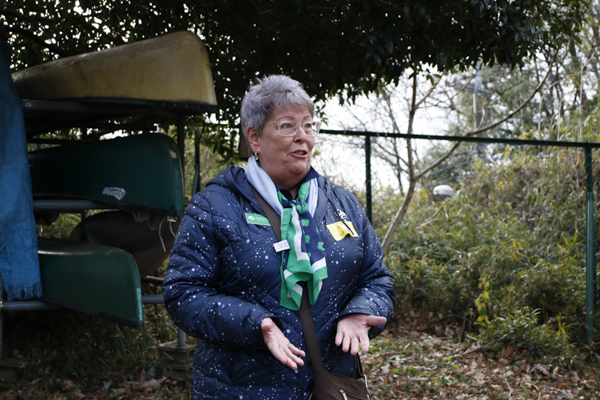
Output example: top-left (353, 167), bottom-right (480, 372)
top-left (38, 238), bottom-right (144, 329)
top-left (12, 31), bottom-right (217, 112)
top-left (29, 133), bottom-right (185, 216)
top-left (69, 211), bottom-right (181, 278)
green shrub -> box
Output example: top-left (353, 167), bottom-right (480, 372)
top-left (384, 145), bottom-right (596, 349)
top-left (478, 307), bottom-right (568, 358)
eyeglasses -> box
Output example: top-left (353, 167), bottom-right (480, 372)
top-left (265, 120), bottom-right (321, 137)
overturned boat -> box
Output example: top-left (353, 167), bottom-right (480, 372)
top-left (5, 31), bottom-right (218, 329)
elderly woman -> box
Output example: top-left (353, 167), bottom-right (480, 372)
top-left (163, 75), bottom-right (395, 399)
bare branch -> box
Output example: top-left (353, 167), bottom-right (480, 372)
top-left (382, 74), bottom-right (419, 250)
top-left (414, 76), bottom-right (441, 110)
top-left (415, 141), bottom-right (462, 180)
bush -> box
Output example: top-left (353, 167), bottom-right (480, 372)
top-left (384, 145), bottom-right (596, 349)
top-left (478, 307), bottom-right (568, 359)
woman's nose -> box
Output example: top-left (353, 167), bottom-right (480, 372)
top-left (293, 126), bottom-right (310, 141)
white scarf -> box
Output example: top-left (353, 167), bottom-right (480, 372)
top-left (245, 156), bottom-right (318, 216)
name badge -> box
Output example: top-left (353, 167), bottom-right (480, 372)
top-left (326, 221), bottom-right (358, 241)
top-left (274, 240), bottom-right (291, 252)
top-left (246, 213), bottom-right (271, 226)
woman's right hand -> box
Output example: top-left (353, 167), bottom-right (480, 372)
top-left (261, 317), bottom-right (305, 370)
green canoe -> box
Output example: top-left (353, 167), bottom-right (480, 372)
top-left (38, 238), bottom-right (144, 329)
top-left (29, 133), bottom-right (185, 217)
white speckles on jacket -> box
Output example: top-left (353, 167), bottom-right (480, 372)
top-left (163, 166), bottom-right (395, 399)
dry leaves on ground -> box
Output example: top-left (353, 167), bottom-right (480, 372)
top-left (1, 308), bottom-right (599, 400)
top-left (363, 309), bottom-right (600, 400)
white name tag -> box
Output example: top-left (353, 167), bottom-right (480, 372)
top-left (273, 240), bottom-right (290, 252)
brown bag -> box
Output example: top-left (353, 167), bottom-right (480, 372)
top-left (250, 186), bottom-right (370, 400)
top-left (300, 288), bottom-right (370, 400)
top-left (311, 369), bottom-right (370, 400)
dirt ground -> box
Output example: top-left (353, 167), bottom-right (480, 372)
top-left (1, 308), bottom-right (599, 399)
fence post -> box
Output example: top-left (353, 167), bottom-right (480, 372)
top-left (365, 135), bottom-right (372, 222)
top-left (585, 147), bottom-right (596, 343)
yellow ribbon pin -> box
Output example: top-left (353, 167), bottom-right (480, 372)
top-left (326, 221), bottom-right (358, 241)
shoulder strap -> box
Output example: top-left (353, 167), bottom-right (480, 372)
top-left (250, 185), bottom-right (281, 241)
top-left (250, 184), bottom-right (325, 371)
top-left (299, 284), bottom-right (326, 371)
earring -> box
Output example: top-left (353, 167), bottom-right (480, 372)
top-left (254, 154), bottom-right (259, 161)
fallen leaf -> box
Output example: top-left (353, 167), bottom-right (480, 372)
top-left (61, 379), bottom-right (77, 391)
top-left (533, 364), bottom-right (550, 377)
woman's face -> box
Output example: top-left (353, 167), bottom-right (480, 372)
top-left (247, 105), bottom-right (315, 194)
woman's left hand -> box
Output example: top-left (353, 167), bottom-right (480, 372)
top-left (335, 314), bottom-right (387, 355)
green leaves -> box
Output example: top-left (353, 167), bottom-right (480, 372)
top-left (479, 307), bottom-right (568, 358)
top-left (386, 144), bottom-right (594, 352)
top-left (3, 0), bottom-right (588, 161)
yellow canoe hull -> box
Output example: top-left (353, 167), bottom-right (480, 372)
top-left (12, 31), bottom-right (217, 108)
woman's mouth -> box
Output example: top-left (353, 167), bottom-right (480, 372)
top-left (291, 150), bottom-right (308, 157)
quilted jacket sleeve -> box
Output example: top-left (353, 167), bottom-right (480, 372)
top-left (162, 190), bottom-right (276, 349)
top-left (335, 187), bottom-right (396, 338)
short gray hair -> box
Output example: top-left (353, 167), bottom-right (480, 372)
top-left (240, 75), bottom-right (315, 144)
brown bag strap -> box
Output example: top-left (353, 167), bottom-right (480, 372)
top-left (299, 286), bottom-right (326, 371)
top-left (250, 184), bottom-right (364, 377)
top-left (250, 185), bottom-right (282, 241)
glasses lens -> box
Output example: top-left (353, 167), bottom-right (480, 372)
top-left (278, 121), bottom-right (297, 136)
top-left (301, 121), bottom-right (320, 137)
top-left (307, 121), bottom-right (320, 136)
top-left (277, 121), bottom-right (320, 136)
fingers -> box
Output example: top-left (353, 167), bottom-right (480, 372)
top-left (262, 318), bottom-right (305, 370)
top-left (351, 337), bottom-right (360, 355)
top-left (336, 313), bottom-right (386, 354)
top-left (366, 316), bottom-right (387, 327)
top-left (339, 333), bottom-right (364, 354)
top-left (285, 343), bottom-right (305, 368)
top-left (346, 335), bottom-right (368, 355)
top-left (338, 335), bottom-right (368, 354)
top-left (360, 336), bottom-right (370, 354)
top-left (342, 334), bottom-right (351, 353)
top-left (271, 342), bottom-right (303, 370)
top-left (290, 343), bottom-right (306, 359)
top-left (274, 343), bottom-right (304, 370)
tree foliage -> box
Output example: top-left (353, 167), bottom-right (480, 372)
top-left (1, 0), bottom-right (588, 160)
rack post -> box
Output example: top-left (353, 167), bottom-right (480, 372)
top-left (365, 135), bottom-right (372, 222)
top-left (585, 147), bottom-right (596, 343)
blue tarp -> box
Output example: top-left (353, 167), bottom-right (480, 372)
top-left (0, 26), bottom-right (43, 300)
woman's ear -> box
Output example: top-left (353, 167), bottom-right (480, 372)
top-left (246, 127), bottom-right (260, 155)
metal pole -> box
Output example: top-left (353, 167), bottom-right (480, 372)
top-left (192, 132), bottom-right (201, 195)
top-left (320, 129), bottom-right (600, 149)
top-left (0, 309), bottom-right (3, 359)
top-left (177, 115), bottom-right (185, 173)
top-left (585, 147), bottom-right (596, 343)
top-left (365, 135), bottom-right (372, 222)
top-left (177, 328), bottom-right (186, 348)
top-left (0, 264), bottom-right (4, 358)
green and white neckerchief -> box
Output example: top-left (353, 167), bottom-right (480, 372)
top-left (278, 181), bottom-right (328, 310)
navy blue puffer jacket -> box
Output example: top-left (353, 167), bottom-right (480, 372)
top-left (163, 166), bottom-right (395, 399)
